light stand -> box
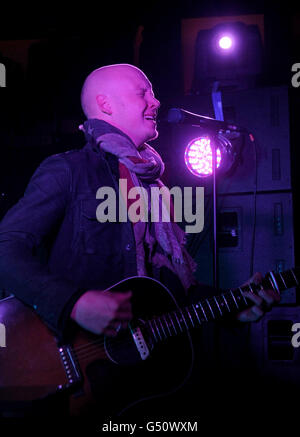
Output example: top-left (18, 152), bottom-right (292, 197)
top-left (210, 131), bottom-right (219, 289)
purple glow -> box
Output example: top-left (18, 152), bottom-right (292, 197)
top-left (184, 137), bottom-right (221, 178)
top-left (218, 36), bottom-right (233, 50)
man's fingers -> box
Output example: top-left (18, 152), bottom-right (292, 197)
top-left (110, 290), bottom-right (133, 317)
top-left (250, 305), bottom-right (264, 318)
top-left (241, 272), bottom-right (263, 287)
top-left (237, 305), bottom-right (264, 322)
top-left (242, 290), bottom-right (263, 307)
top-left (258, 288), bottom-right (280, 304)
top-left (115, 301), bottom-right (132, 312)
top-left (242, 287), bottom-right (279, 319)
top-left (113, 290), bottom-right (132, 300)
top-left (115, 310), bottom-right (133, 321)
top-left (237, 272), bottom-right (280, 323)
top-left (244, 271), bottom-right (280, 305)
top-left (104, 327), bottom-right (119, 337)
top-left (105, 318), bottom-right (131, 336)
top-left (257, 289), bottom-right (276, 308)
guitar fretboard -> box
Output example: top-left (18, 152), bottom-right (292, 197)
top-left (145, 267), bottom-right (300, 343)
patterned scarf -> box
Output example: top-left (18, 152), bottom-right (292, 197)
top-left (81, 119), bottom-right (197, 292)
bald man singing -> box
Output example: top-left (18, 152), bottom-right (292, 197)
top-left (0, 64), bottom-right (279, 417)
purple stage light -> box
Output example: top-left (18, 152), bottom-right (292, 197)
top-left (218, 35), bottom-right (233, 50)
top-left (184, 137), bottom-right (221, 178)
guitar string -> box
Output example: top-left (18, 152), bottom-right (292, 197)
top-left (70, 281), bottom-right (272, 358)
top-left (71, 320), bottom-right (164, 357)
top-left (66, 278), bottom-right (285, 362)
top-left (74, 317), bottom-right (204, 362)
top-left (74, 338), bottom-right (142, 362)
top-left (71, 294), bottom-right (239, 356)
top-left (71, 310), bottom-right (196, 357)
top-left (72, 334), bottom-right (138, 356)
top-left (72, 332), bottom-right (138, 356)
top-left (71, 309), bottom-right (193, 355)
top-left (72, 318), bottom-right (182, 359)
top-left (72, 311), bottom-right (198, 360)
top-left (73, 326), bottom-right (190, 361)
top-left (72, 306), bottom-right (227, 360)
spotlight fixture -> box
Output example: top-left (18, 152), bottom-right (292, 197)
top-left (185, 137), bottom-right (221, 178)
top-left (218, 35), bottom-right (233, 50)
top-left (184, 133), bottom-right (237, 178)
top-left (193, 21), bottom-right (263, 92)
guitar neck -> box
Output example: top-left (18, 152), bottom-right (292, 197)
top-left (145, 268), bottom-right (300, 343)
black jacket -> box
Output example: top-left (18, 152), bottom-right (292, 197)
top-left (0, 122), bottom-right (138, 336)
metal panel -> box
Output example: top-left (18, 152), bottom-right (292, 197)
top-left (191, 191), bottom-right (295, 304)
top-left (250, 307), bottom-right (300, 384)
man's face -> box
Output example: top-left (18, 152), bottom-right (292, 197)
top-left (108, 70), bottom-right (160, 147)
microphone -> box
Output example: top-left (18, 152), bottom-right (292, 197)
top-left (167, 108), bottom-right (246, 133)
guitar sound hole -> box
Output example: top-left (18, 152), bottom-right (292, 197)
top-left (104, 328), bottom-right (143, 365)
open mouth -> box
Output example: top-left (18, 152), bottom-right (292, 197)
top-left (144, 115), bottom-right (157, 123)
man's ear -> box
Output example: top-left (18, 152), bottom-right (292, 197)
top-left (96, 94), bottom-right (112, 115)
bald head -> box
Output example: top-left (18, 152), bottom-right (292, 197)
top-left (81, 64), bottom-right (148, 119)
top-left (80, 63), bottom-right (160, 147)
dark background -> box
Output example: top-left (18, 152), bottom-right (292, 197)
top-left (0, 0), bottom-right (300, 427)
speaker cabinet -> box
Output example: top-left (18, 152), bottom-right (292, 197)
top-left (188, 191), bottom-right (295, 304)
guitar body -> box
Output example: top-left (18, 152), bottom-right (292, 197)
top-left (0, 277), bottom-right (194, 417)
top-left (1, 267), bottom-right (298, 416)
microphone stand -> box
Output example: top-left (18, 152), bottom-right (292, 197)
top-left (185, 124), bottom-right (220, 289)
top-left (209, 129), bottom-right (219, 290)
top-left (210, 81), bottom-right (223, 290)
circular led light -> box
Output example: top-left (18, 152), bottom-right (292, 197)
top-left (184, 137), bottom-right (221, 178)
top-left (218, 36), bottom-right (233, 50)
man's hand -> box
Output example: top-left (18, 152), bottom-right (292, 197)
top-left (70, 290), bottom-right (132, 336)
top-left (236, 272), bottom-right (280, 322)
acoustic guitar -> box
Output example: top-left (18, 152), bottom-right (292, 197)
top-left (0, 269), bottom-right (298, 416)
